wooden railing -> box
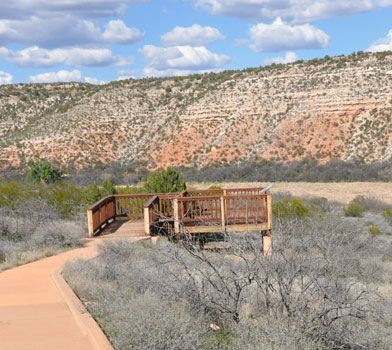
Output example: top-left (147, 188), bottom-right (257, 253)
top-left (115, 194), bottom-right (154, 218)
top-left (172, 193), bottom-right (271, 233)
top-left (185, 187), bottom-right (264, 197)
top-left (87, 188), bottom-right (272, 237)
top-left (87, 196), bottom-right (116, 236)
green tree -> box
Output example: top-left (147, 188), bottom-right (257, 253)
top-left (144, 168), bottom-right (186, 193)
top-left (82, 184), bottom-right (102, 207)
top-left (101, 179), bottom-right (117, 196)
top-left (27, 159), bottom-right (62, 184)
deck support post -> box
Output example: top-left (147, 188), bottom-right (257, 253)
top-left (87, 209), bottom-right (94, 237)
top-left (173, 198), bottom-right (180, 234)
top-left (220, 197), bottom-right (226, 231)
top-left (144, 207), bottom-right (150, 235)
top-left (263, 193), bottom-right (273, 256)
top-left (263, 234), bottom-right (272, 256)
top-left (267, 194), bottom-right (272, 230)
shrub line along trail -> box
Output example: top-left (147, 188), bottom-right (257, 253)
top-left (0, 233), bottom-right (146, 350)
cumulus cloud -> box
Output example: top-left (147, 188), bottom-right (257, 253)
top-left (102, 20), bottom-right (144, 44)
top-left (0, 71), bottom-right (13, 84)
top-left (0, 2), bottom-right (146, 48)
top-left (0, 1), bottom-right (148, 20)
top-left (264, 51), bottom-right (299, 65)
top-left (139, 45), bottom-right (230, 77)
top-left (28, 69), bottom-right (106, 84)
top-left (0, 16), bottom-right (101, 48)
top-left (161, 24), bottom-right (225, 46)
top-left (0, 46), bottom-right (133, 68)
top-left (366, 29), bottom-right (392, 52)
top-left (195, 0), bottom-right (390, 23)
top-left (249, 18), bottom-right (330, 52)
top-left (117, 69), bottom-right (137, 80)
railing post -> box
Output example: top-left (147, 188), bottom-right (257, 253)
top-left (220, 196), bottom-right (226, 231)
top-left (144, 207), bottom-right (150, 235)
top-left (263, 193), bottom-right (273, 256)
top-left (267, 194), bottom-right (272, 230)
top-left (173, 198), bottom-right (180, 234)
top-left (87, 209), bottom-right (94, 237)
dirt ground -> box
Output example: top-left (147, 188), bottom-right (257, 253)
top-left (188, 182), bottom-right (392, 205)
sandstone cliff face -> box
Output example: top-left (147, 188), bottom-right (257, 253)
top-left (1, 51), bottom-right (392, 170)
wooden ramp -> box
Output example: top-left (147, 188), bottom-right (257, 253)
top-left (99, 219), bottom-right (148, 239)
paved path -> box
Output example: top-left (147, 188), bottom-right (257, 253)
top-left (0, 220), bottom-right (147, 350)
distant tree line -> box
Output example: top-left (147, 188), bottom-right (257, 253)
top-left (2, 158), bottom-right (392, 184)
top-left (179, 159), bottom-right (392, 183)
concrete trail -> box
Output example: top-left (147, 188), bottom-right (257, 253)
top-left (0, 220), bottom-right (147, 350)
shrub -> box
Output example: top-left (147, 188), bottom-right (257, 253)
top-left (383, 209), bottom-right (392, 225)
top-left (81, 180), bottom-right (117, 207)
top-left (82, 184), bottom-right (102, 207)
top-left (0, 180), bottom-right (26, 207)
top-left (27, 159), bottom-right (63, 184)
top-left (40, 183), bottom-right (82, 218)
top-left (344, 197), bottom-right (365, 217)
top-left (273, 198), bottom-right (311, 221)
top-left (101, 179), bottom-right (117, 196)
top-left (368, 226), bottom-right (381, 237)
top-left (64, 221), bottom-right (389, 350)
top-left (144, 167), bottom-right (186, 193)
top-left (349, 195), bottom-right (391, 212)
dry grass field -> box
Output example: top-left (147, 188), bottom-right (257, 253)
top-left (188, 182), bottom-right (392, 205)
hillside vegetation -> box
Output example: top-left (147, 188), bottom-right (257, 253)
top-left (1, 51), bottom-right (392, 170)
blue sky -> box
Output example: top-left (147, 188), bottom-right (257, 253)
top-left (1, 0), bottom-right (392, 84)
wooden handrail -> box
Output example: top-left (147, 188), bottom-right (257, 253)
top-left (87, 195), bottom-right (116, 237)
top-left (144, 195), bottom-right (159, 208)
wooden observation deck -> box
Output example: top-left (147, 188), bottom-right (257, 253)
top-left (87, 188), bottom-right (272, 239)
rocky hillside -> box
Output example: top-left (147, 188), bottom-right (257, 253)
top-left (1, 51), bottom-right (392, 170)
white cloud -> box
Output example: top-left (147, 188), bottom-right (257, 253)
top-left (102, 20), bottom-right (144, 44)
top-left (161, 24), bottom-right (225, 46)
top-left (264, 51), bottom-right (298, 65)
top-left (117, 69), bottom-right (137, 80)
top-left (28, 69), bottom-right (106, 84)
top-left (0, 16), bottom-right (101, 48)
top-left (0, 2), bottom-right (146, 48)
top-left (195, 0), bottom-right (389, 23)
top-left (249, 18), bottom-right (330, 52)
top-left (0, 46), bottom-right (134, 68)
top-left (0, 71), bottom-right (13, 84)
top-left (0, 1), bottom-right (148, 20)
top-left (366, 29), bottom-right (392, 52)
top-left (139, 45), bottom-right (230, 77)
top-left (29, 69), bottom-right (83, 83)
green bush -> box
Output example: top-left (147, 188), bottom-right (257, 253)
top-left (368, 226), bottom-right (381, 237)
top-left (116, 185), bottom-right (144, 195)
top-left (0, 180), bottom-right (27, 207)
top-left (344, 197), bottom-right (365, 217)
top-left (273, 198), bottom-right (311, 221)
top-left (382, 209), bottom-right (392, 225)
top-left (40, 183), bottom-right (82, 218)
top-left (27, 159), bottom-right (63, 184)
top-left (144, 168), bottom-right (186, 193)
top-left (82, 184), bottom-right (103, 207)
top-left (101, 179), bottom-right (117, 196)
top-left (81, 180), bottom-right (117, 208)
